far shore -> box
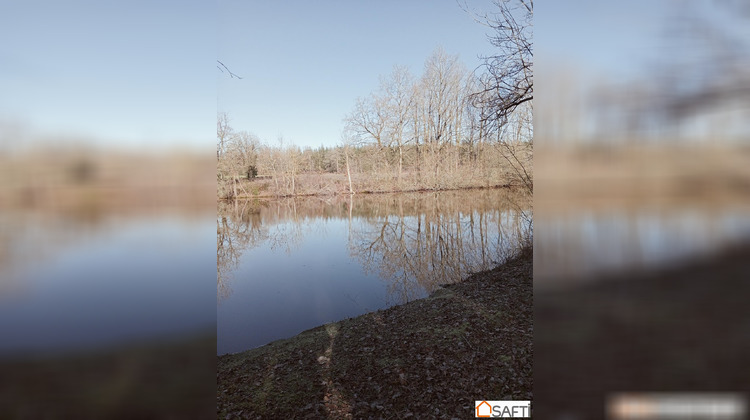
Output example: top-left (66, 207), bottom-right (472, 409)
top-left (219, 176), bottom-right (527, 201)
top-left (217, 168), bottom-right (532, 200)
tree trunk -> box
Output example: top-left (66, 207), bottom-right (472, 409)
top-left (345, 146), bottom-right (354, 195)
top-left (397, 142), bottom-right (403, 189)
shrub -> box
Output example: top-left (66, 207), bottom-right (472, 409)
top-left (247, 165), bottom-right (258, 180)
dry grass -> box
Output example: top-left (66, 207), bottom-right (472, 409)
top-left (221, 169), bottom-right (522, 200)
top-left (0, 149), bottom-right (216, 213)
top-left (535, 144), bottom-right (750, 210)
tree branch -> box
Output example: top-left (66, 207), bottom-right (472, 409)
top-left (217, 60), bottom-right (243, 79)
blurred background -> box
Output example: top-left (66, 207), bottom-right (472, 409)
top-left (0, 1), bottom-right (216, 418)
top-left (534, 0), bottom-right (750, 418)
top-left (4, 0), bottom-right (750, 418)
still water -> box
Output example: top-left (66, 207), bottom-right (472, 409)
top-left (0, 212), bottom-right (215, 356)
top-left (535, 202), bottom-right (750, 286)
top-left (217, 189), bottom-right (531, 355)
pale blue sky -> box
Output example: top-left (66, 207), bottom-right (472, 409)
top-left (2, 1), bottom-right (494, 150)
top-left (6, 1), bottom-right (733, 150)
top-left (537, 0), bottom-right (750, 84)
top-left (535, 0), bottom-right (750, 142)
top-left (536, 0), bottom-right (668, 82)
top-left (218, 0), bottom-right (494, 148)
top-left (1, 0), bottom-right (215, 149)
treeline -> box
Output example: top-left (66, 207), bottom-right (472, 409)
top-left (218, 2), bottom-right (532, 199)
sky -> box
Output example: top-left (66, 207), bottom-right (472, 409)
top-left (536, 0), bottom-right (750, 86)
top-left (1, 1), bottom-right (216, 150)
top-left (1, 0), bottom-right (493, 151)
top-left (4, 1), bottom-right (740, 151)
top-left (535, 0), bottom-right (750, 142)
top-left (535, 0), bottom-right (670, 83)
top-left (217, 0), bottom-right (494, 149)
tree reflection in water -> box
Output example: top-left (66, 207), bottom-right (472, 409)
top-left (349, 190), bottom-right (531, 304)
top-left (217, 198), bottom-right (314, 301)
top-left (217, 200), bottom-right (267, 301)
top-left (217, 189), bottom-right (531, 304)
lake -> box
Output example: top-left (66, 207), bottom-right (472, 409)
top-left (217, 188), bottom-right (532, 355)
top-left (0, 210), bottom-right (216, 356)
top-left (534, 201), bottom-right (750, 286)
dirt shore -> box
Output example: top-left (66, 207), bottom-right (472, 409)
top-left (218, 248), bottom-right (532, 419)
top-left (0, 332), bottom-right (216, 419)
top-left (534, 243), bottom-right (750, 419)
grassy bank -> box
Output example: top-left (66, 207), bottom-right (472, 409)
top-left (218, 247), bottom-right (532, 419)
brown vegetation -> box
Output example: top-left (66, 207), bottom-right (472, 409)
top-left (0, 147), bottom-right (215, 214)
top-left (536, 144), bottom-right (750, 210)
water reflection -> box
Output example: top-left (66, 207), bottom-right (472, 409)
top-left (535, 201), bottom-right (750, 286)
top-left (217, 200), bottom-right (268, 300)
top-left (216, 188), bottom-right (531, 354)
top-left (349, 192), bottom-right (531, 304)
top-left (0, 210), bottom-right (215, 355)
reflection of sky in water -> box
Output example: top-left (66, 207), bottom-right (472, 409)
top-left (0, 216), bottom-right (215, 356)
top-left (218, 218), bottom-right (390, 356)
top-left (217, 192), bottom-right (530, 355)
top-left (536, 206), bottom-right (750, 284)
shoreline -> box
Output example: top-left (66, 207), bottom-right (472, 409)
top-left (218, 247), bottom-right (532, 419)
top-left (219, 179), bottom-right (528, 201)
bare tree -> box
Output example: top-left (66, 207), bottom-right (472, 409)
top-left (460, 0), bottom-right (533, 193)
top-left (281, 143), bottom-right (301, 196)
top-left (381, 65), bottom-right (415, 188)
top-left (217, 112), bottom-right (232, 162)
top-left (346, 95), bottom-right (387, 149)
top-left (495, 102), bottom-right (533, 190)
top-left (419, 48), bottom-right (468, 189)
top-left (469, 0), bottom-right (533, 133)
top-left (217, 113), bottom-right (262, 198)
top-left (340, 132), bottom-right (357, 195)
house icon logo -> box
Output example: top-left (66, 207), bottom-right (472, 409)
top-left (476, 400), bottom-right (492, 417)
top-left (475, 400), bottom-right (532, 417)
